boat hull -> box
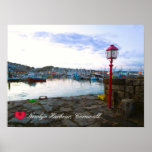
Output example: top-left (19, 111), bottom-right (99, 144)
top-left (27, 77), bottom-right (46, 82)
top-left (91, 76), bottom-right (97, 80)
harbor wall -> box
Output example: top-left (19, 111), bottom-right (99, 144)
top-left (103, 78), bottom-right (144, 119)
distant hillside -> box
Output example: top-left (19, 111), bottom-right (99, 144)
top-left (36, 66), bottom-right (54, 72)
top-left (8, 62), bottom-right (62, 72)
top-left (8, 62), bottom-right (35, 72)
top-left (8, 61), bottom-right (96, 73)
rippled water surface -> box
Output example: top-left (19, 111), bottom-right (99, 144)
top-left (8, 79), bottom-right (104, 101)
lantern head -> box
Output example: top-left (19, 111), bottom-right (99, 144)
top-left (106, 44), bottom-right (118, 59)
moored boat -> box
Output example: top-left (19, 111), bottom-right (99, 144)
top-left (27, 77), bottom-right (46, 82)
top-left (8, 77), bottom-right (21, 82)
top-left (75, 76), bottom-right (81, 80)
top-left (91, 76), bottom-right (97, 81)
top-left (27, 73), bottom-right (46, 82)
top-left (94, 73), bottom-right (103, 81)
top-left (98, 77), bottom-right (103, 81)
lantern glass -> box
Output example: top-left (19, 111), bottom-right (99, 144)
top-left (112, 50), bottom-right (117, 58)
top-left (107, 50), bottom-right (111, 58)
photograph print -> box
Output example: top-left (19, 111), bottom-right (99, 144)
top-left (8, 25), bottom-right (144, 127)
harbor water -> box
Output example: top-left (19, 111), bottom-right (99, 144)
top-left (8, 78), bottom-right (104, 101)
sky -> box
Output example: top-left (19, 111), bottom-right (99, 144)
top-left (8, 25), bottom-right (144, 71)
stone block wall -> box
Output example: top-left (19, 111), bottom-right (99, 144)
top-left (103, 78), bottom-right (144, 108)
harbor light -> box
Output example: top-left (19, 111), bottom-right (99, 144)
top-left (106, 44), bottom-right (118, 108)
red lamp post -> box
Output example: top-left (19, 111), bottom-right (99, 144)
top-left (106, 44), bottom-right (118, 108)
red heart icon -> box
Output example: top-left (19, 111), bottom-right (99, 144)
top-left (14, 111), bottom-right (26, 120)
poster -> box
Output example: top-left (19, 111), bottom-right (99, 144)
top-left (7, 25), bottom-right (144, 127)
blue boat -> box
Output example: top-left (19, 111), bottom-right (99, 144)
top-left (91, 76), bottom-right (97, 81)
top-left (75, 76), bottom-right (81, 80)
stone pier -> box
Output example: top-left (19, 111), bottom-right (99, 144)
top-left (103, 78), bottom-right (144, 122)
top-left (8, 94), bottom-right (143, 127)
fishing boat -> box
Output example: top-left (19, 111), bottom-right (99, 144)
top-left (72, 73), bottom-right (81, 80)
top-left (75, 76), bottom-right (81, 80)
top-left (94, 73), bottom-right (103, 81)
top-left (8, 77), bottom-right (21, 82)
top-left (27, 77), bottom-right (46, 82)
top-left (90, 76), bottom-right (97, 81)
top-left (98, 77), bottom-right (103, 81)
top-left (27, 73), bottom-right (46, 82)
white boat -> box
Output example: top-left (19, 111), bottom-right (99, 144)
top-left (98, 77), bottom-right (103, 81)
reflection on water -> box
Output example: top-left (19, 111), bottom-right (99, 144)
top-left (8, 79), bottom-right (104, 101)
top-left (27, 82), bottom-right (37, 87)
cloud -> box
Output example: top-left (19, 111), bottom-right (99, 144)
top-left (33, 32), bottom-right (117, 52)
top-left (32, 31), bottom-right (143, 70)
top-left (119, 49), bottom-right (144, 58)
top-left (127, 61), bottom-right (144, 67)
top-left (19, 34), bottom-right (28, 38)
top-left (8, 27), bottom-right (144, 71)
top-left (34, 32), bottom-right (49, 38)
